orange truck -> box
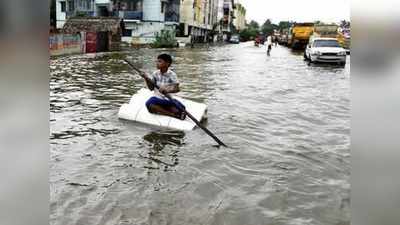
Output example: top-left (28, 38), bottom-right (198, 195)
top-left (288, 22), bottom-right (314, 49)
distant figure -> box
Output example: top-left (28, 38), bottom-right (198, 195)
top-left (266, 35), bottom-right (272, 56)
top-left (190, 35), bottom-right (194, 48)
top-left (255, 36), bottom-right (260, 47)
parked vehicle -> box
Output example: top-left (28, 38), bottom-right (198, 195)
top-left (289, 23), bottom-right (314, 49)
top-left (279, 28), bottom-right (289, 45)
top-left (229, 34), bottom-right (240, 44)
top-left (312, 24), bottom-right (339, 37)
top-left (287, 27), bottom-right (293, 46)
top-left (304, 37), bottom-right (347, 65)
top-left (310, 24), bottom-right (350, 52)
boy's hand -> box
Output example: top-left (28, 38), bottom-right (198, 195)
top-left (142, 73), bottom-right (152, 83)
top-left (158, 86), bottom-right (168, 94)
top-left (141, 72), bottom-right (149, 79)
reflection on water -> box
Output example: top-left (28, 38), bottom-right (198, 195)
top-left (143, 130), bottom-right (185, 148)
top-left (50, 43), bottom-right (350, 225)
top-left (141, 130), bottom-right (185, 172)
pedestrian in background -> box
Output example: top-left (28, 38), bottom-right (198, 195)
top-left (266, 35), bottom-right (272, 56)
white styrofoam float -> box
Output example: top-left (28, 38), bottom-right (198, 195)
top-left (118, 88), bottom-right (207, 131)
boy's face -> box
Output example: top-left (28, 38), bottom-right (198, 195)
top-left (156, 58), bottom-right (169, 70)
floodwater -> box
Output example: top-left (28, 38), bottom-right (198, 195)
top-left (50, 42), bottom-right (350, 225)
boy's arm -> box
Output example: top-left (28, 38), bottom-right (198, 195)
top-left (159, 83), bottom-right (179, 94)
top-left (143, 72), bottom-right (155, 90)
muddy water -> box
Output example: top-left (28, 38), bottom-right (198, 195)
top-left (50, 42), bottom-right (350, 225)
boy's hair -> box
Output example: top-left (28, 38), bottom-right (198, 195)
top-left (157, 54), bottom-right (172, 65)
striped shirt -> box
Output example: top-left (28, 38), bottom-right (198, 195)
top-left (151, 69), bottom-right (179, 98)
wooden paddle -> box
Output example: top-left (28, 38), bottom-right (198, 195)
top-left (123, 59), bottom-right (227, 147)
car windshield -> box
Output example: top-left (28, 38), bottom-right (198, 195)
top-left (313, 40), bottom-right (340, 47)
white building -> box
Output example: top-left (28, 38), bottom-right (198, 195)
top-left (123, 0), bottom-right (180, 44)
top-left (233, 3), bottom-right (246, 31)
top-left (56, 0), bottom-right (116, 29)
top-left (56, 0), bottom-right (181, 44)
top-left (215, 0), bottom-right (235, 41)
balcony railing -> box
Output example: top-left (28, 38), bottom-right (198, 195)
top-left (115, 11), bottom-right (143, 20)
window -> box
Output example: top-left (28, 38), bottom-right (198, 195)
top-left (122, 29), bottom-right (132, 37)
top-left (68, 0), bottom-right (75, 11)
top-left (313, 40), bottom-right (340, 48)
top-left (60, 1), bottom-right (66, 12)
top-left (161, 2), bottom-right (165, 13)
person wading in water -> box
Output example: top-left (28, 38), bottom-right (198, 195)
top-left (266, 35), bottom-right (272, 56)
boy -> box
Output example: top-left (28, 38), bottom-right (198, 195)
top-left (143, 54), bottom-right (186, 120)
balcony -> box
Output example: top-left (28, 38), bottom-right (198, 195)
top-left (115, 11), bottom-right (143, 20)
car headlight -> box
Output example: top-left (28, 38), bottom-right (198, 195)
top-left (338, 51), bottom-right (346, 55)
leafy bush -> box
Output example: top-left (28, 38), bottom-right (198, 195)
top-left (152, 30), bottom-right (177, 48)
top-left (239, 28), bottom-right (258, 41)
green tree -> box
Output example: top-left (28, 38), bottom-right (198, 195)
top-left (239, 20), bottom-right (260, 41)
top-left (152, 30), bottom-right (177, 48)
top-left (261, 19), bottom-right (277, 36)
top-left (248, 20), bottom-right (260, 30)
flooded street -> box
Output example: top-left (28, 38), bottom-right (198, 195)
top-left (50, 42), bottom-right (350, 225)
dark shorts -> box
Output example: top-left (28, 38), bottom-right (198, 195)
top-left (268, 45), bottom-right (272, 50)
top-left (145, 96), bottom-right (185, 111)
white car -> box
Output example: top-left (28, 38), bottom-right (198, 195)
top-left (304, 38), bottom-right (347, 65)
top-left (229, 34), bottom-right (240, 44)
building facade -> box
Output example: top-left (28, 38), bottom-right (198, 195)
top-left (121, 0), bottom-right (180, 44)
top-left (55, 0), bottom-right (239, 45)
top-left (56, 0), bottom-right (114, 29)
top-left (215, 0), bottom-right (235, 41)
top-left (56, 0), bottom-right (180, 44)
top-left (178, 0), bottom-right (234, 44)
top-left (178, 0), bottom-right (219, 44)
top-left (233, 2), bottom-right (245, 31)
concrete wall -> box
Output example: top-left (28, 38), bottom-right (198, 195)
top-left (50, 33), bottom-right (85, 56)
top-left (180, 0), bottom-right (216, 32)
top-left (212, 0), bottom-right (219, 26)
top-left (143, 0), bottom-right (163, 22)
top-left (180, 0), bottom-right (194, 25)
